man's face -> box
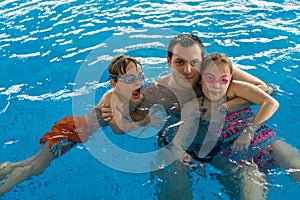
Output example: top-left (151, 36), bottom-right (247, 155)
top-left (167, 44), bottom-right (202, 90)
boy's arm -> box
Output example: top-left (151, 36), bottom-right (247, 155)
top-left (95, 100), bottom-right (147, 133)
top-left (100, 82), bottom-right (170, 124)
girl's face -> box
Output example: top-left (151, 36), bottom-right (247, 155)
top-left (113, 61), bottom-right (144, 103)
top-left (201, 63), bottom-right (232, 102)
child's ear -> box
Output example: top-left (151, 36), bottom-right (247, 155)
top-left (110, 79), bottom-right (117, 88)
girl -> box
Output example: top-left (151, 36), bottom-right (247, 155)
top-left (173, 52), bottom-right (300, 200)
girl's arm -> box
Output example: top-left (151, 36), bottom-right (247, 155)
top-left (224, 67), bottom-right (275, 112)
top-left (228, 81), bottom-right (279, 152)
top-left (228, 80), bottom-right (279, 125)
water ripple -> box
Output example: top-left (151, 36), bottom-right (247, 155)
top-left (0, 0), bottom-right (299, 199)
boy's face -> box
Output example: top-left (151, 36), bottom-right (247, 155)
top-left (201, 63), bottom-right (232, 102)
top-left (113, 61), bottom-right (144, 103)
top-left (167, 44), bottom-right (202, 89)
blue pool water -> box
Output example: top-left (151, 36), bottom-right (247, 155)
top-left (1, 0), bottom-right (300, 199)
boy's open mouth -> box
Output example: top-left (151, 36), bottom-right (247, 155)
top-left (132, 87), bottom-right (142, 99)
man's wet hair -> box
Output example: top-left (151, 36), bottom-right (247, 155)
top-left (167, 33), bottom-right (205, 60)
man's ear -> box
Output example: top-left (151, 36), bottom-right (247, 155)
top-left (199, 78), bottom-right (203, 85)
top-left (167, 56), bottom-right (171, 68)
top-left (110, 79), bottom-right (117, 88)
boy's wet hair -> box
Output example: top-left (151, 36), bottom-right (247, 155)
top-left (109, 54), bottom-right (141, 80)
top-left (167, 33), bottom-right (205, 60)
top-left (201, 52), bottom-right (233, 74)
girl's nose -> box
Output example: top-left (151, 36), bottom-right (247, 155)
top-left (212, 82), bottom-right (220, 89)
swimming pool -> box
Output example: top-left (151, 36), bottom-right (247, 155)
top-left (1, 0), bottom-right (299, 199)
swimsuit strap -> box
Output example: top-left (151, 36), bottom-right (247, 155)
top-left (201, 96), bottom-right (205, 106)
top-left (225, 94), bottom-right (231, 102)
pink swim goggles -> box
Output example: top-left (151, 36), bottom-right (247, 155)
top-left (201, 72), bottom-right (232, 85)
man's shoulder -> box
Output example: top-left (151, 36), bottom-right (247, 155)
top-left (144, 75), bottom-right (172, 93)
top-left (157, 74), bottom-right (171, 83)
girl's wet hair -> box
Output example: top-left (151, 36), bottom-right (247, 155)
top-left (201, 52), bottom-right (233, 74)
top-left (108, 54), bottom-right (141, 80)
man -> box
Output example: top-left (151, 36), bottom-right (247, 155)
top-left (103, 34), bottom-right (270, 142)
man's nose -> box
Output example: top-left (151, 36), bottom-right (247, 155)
top-left (184, 62), bottom-right (192, 73)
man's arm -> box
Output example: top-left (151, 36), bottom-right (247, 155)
top-left (130, 83), bottom-right (164, 121)
top-left (232, 67), bottom-right (274, 95)
top-left (227, 67), bottom-right (275, 111)
top-left (98, 83), bottom-right (157, 123)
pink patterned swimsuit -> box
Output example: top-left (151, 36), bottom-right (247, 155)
top-left (220, 107), bottom-right (278, 172)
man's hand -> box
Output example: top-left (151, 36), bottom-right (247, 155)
top-left (179, 152), bottom-right (193, 168)
top-left (101, 103), bottom-right (113, 121)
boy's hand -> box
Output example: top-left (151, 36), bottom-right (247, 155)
top-left (101, 103), bottom-right (113, 121)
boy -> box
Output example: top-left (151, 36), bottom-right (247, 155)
top-left (0, 54), bottom-right (159, 195)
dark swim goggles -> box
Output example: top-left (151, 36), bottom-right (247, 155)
top-left (110, 72), bottom-right (145, 84)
